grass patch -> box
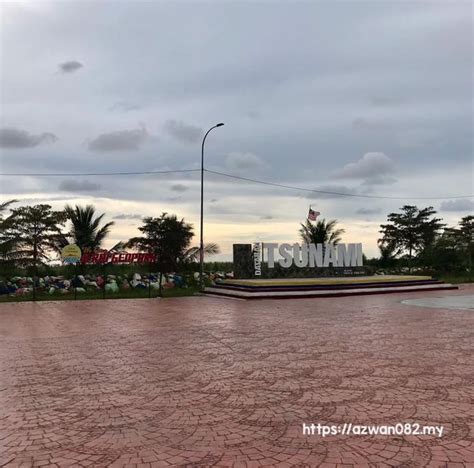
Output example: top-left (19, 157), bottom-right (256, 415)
top-left (438, 274), bottom-right (474, 284)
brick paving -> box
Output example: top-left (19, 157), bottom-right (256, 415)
top-left (0, 285), bottom-right (473, 467)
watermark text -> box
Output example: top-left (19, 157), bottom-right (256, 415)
top-left (303, 422), bottom-right (443, 438)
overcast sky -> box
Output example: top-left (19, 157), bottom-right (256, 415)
top-left (1, 0), bottom-right (472, 259)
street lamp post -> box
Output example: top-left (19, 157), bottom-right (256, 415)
top-left (200, 123), bottom-right (224, 290)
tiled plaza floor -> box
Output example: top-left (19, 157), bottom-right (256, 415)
top-left (0, 285), bottom-right (473, 467)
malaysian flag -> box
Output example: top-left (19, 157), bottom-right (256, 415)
top-left (308, 207), bottom-right (320, 221)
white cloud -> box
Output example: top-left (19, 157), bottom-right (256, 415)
top-left (333, 152), bottom-right (395, 185)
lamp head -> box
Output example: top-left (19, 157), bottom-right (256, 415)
top-left (216, 123), bottom-right (224, 127)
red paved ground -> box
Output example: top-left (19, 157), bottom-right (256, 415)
top-left (0, 286), bottom-right (473, 467)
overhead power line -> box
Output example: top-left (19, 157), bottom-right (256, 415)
top-left (205, 169), bottom-right (474, 201)
top-left (1, 167), bottom-right (472, 201)
top-left (1, 169), bottom-right (200, 177)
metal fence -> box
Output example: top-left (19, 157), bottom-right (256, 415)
top-left (0, 265), bottom-right (199, 302)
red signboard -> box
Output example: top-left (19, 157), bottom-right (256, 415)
top-left (81, 251), bottom-right (157, 264)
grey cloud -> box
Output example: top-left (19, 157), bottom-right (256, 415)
top-left (15, 196), bottom-right (78, 204)
top-left (0, 127), bottom-right (58, 148)
top-left (208, 203), bottom-right (246, 216)
top-left (58, 60), bottom-right (83, 73)
top-left (352, 118), bottom-right (390, 131)
top-left (208, 201), bottom-right (281, 220)
top-left (59, 180), bottom-right (101, 192)
top-left (170, 183), bottom-right (188, 192)
top-left (109, 101), bottom-right (141, 112)
top-left (246, 110), bottom-right (261, 119)
top-left (356, 207), bottom-right (382, 215)
top-left (112, 213), bottom-right (143, 220)
top-left (164, 120), bottom-right (203, 143)
top-left (360, 175), bottom-right (398, 186)
top-left (333, 153), bottom-right (395, 182)
top-left (439, 199), bottom-right (474, 212)
top-left (225, 152), bottom-right (264, 171)
top-left (369, 96), bottom-right (403, 107)
top-left (0, 0), bottom-right (471, 259)
top-left (306, 185), bottom-right (359, 200)
top-left (88, 127), bottom-right (148, 152)
top-left (396, 129), bottom-right (441, 148)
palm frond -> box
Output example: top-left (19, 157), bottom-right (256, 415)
top-left (183, 243), bottom-right (221, 262)
top-left (65, 204), bottom-right (113, 250)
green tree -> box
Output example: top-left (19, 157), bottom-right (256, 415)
top-left (65, 204), bottom-right (114, 251)
top-left (0, 200), bottom-right (18, 265)
top-left (443, 215), bottom-right (474, 272)
top-left (426, 230), bottom-right (460, 273)
top-left (3, 204), bottom-right (66, 267)
top-left (126, 213), bottom-right (194, 272)
top-left (379, 205), bottom-right (444, 267)
top-left (377, 242), bottom-right (397, 268)
top-left (299, 218), bottom-right (345, 245)
top-left (458, 215), bottom-right (474, 272)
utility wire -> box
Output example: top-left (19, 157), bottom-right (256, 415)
top-left (205, 169), bottom-right (474, 201)
top-left (1, 169), bottom-right (200, 177)
top-left (1, 167), bottom-right (472, 200)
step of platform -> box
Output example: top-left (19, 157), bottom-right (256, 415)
top-left (204, 276), bottom-right (457, 299)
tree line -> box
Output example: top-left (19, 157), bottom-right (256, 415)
top-left (299, 206), bottom-right (472, 273)
top-left (0, 200), bottom-right (472, 274)
top-left (0, 202), bottom-right (219, 273)
top-left (377, 206), bottom-right (472, 273)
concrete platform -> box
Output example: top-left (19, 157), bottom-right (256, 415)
top-left (220, 275), bottom-right (433, 286)
top-left (205, 275), bottom-right (457, 299)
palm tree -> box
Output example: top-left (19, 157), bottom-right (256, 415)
top-left (181, 242), bottom-right (220, 263)
top-left (299, 218), bottom-right (345, 245)
top-left (0, 200), bottom-right (17, 217)
top-left (65, 204), bottom-right (114, 251)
